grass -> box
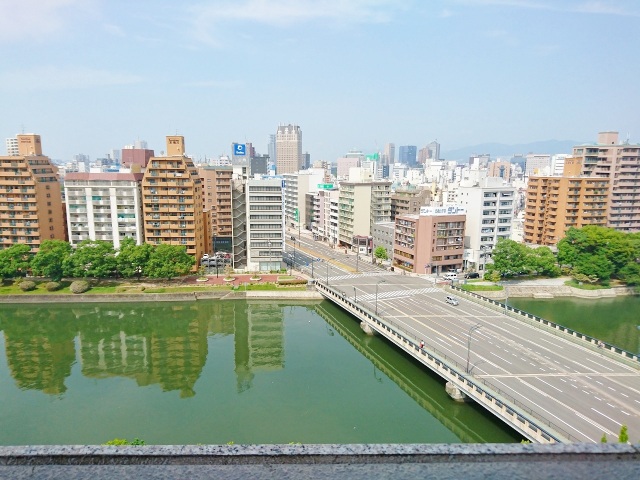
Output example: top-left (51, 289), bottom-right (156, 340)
top-left (459, 284), bottom-right (503, 292)
top-left (0, 277), bottom-right (306, 295)
top-left (564, 279), bottom-right (611, 290)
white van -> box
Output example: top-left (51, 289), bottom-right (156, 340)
top-left (445, 296), bottom-right (459, 306)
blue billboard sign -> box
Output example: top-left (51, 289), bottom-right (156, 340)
top-left (233, 143), bottom-right (246, 156)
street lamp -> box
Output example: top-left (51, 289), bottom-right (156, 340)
top-left (290, 240), bottom-right (297, 275)
top-left (466, 324), bottom-right (482, 374)
top-left (326, 261), bottom-right (330, 286)
top-left (267, 241), bottom-right (271, 273)
top-left (375, 280), bottom-right (386, 315)
top-left (353, 286), bottom-right (357, 303)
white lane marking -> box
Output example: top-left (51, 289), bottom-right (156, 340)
top-left (571, 384), bottom-right (578, 389)
top-left (608, 387), bottom-right (616, 392)
top-left (490, 352), bottom-right (512, 364)
top-left (620, 393), bottom-right (629, 398)
top-left (622, 411), bottom-right (630, 416)
top-left (591, 408), bottom-right (622, 427)
top-left (596, 381), bottom-right (603, 385)
top-left (607, 403), bottom-right (616, 408)
top-left (560, 379), bottom-right (567, 383)
top-left (594, 397), bottom-right (603, 401)
top-left (584, 358), bottom-right (614, 371)
top-left (582, 390), bottom-right (590, 394)
top-left (537, 378), bottom-right (563, 393)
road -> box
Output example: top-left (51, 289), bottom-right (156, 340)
top-left (288, 232), bottom-right (640, 443)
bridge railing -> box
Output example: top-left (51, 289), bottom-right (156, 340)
top-left (448, 285), bottom-right (640, 367)
top-left (315, 281), bottom-right (578, 443)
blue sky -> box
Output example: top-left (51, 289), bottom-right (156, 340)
top-left (0, 0), bottom-right (638, 162)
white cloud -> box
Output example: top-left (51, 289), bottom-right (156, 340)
top-left (0, 0), bottom-right (100, 42)
top-left (188, 0), bottom-right (405, 46)
top-left (103, 23), bottom-right (125, 37)
top-left (0, 66), bottom-right (143, 91)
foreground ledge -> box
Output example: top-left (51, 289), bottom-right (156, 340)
top-left (1, 444), bottom-right (639, 479)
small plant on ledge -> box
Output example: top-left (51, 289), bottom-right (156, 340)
top-left (250, 269), bottom-right (261, 281)
top-left (196, 265), bottom-right (208, 282)
top-left (223, 265), bottom-right (235, 282)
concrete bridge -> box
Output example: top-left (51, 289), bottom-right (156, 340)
top-left (313, 274), bottom-right (640, 444)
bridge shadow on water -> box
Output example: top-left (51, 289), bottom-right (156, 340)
top-left (313, 301), bottom-right (522, 444)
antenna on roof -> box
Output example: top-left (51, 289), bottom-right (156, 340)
top-left (625, 132), bottom-right (630, 144)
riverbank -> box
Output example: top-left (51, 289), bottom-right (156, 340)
top-left (464, 284), bottom-right (637, 300)
top-left (0, 274), bottom-right (324, 303)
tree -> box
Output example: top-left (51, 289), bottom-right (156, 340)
top-left (529, 246), bottom-right (560, 277)
top-left (374, 246), bottom-right (388, 262)
top-left (574, 252), bottom-right (614, 285)
top-left (145, 244), bottom-right (194, 280)
top-left (619, 425), bottom-right (629, 443)
top-left (116, 238), bottom-right (153, 279)
top-left (0, 244), bottom-right (32, 278)
top-left (31, 240), bottom-right (72, 281)
top-left (489, 239), bottom-right (530, 277)
top-left (63, 240), bottom-right (116, 278)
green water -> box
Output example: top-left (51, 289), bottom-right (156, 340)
top-left (509, 295), bottom-right (640, 354)
top-left (0, 300), bottom-right (520, 446)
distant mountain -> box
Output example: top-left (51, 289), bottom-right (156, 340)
top-left (441, 140), bottom-right (582, 161)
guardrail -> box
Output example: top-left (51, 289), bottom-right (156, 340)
top-left (315, 281), bottom-right (574, 443)
top-left (449, 285), bottom-right (640, 367)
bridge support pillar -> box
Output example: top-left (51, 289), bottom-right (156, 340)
top-left (360, 321), bottom-right (374, 336)
top-left (446, 382), bottom-right (468, 402)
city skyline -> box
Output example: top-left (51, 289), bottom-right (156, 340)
top-left (0, 0), bottom-right (638, 162)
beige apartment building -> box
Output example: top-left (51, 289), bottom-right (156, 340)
top-left (524, 131), bottom-right (640, 245)
top-left (393, 206), bottom-right (466, 274)
top-left (390, 186), bottom-right (432, 220)
top-left (199, 166), bottom-right (233, 254)
top-left (0, 134), bottom-right (66, 251)
top-left (141, 136), bottom-right (205, 264)
top-left (572, 131), bottom-right (640, 232)
top-left (338, 181), bottom-right (391, 249)
top-left (524, 176), bottom-right (608, 245)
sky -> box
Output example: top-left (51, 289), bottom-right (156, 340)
top-left (0, 0), bottom-right (638, 162)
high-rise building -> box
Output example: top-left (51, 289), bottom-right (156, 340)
top-left (141, 136), bottom-right (205, 264)
top-left (268, 134), bottom-right (276, 169)
top-left (458, 177), bottom-right (516, 271)
top-left (523, 176), bottom-right (608, 246)
top-left (0, 134), bottom-right (66, 251)
top-left (5, 137), bottom-right (19, 156)
top-left (245, 177), bottom-right (283, 271)
top-left (337, 180), bottom-right (392, 249)
top-left (199, 166), bottom-right (233, 254)
top-left (523, 132), bottom-right (640, 244)
top-left (383, 143), bottom-right (395, 165)
top-left (427, 141), bottom-right (440, 161)
top-left (488, 161), bottom-right (511, 181)
top-left (64, 172), bottom-right (144, 249)
top-left (525, 154), bottom-right (552, 176)
top-left (275, 124), bottom-right (302, 174)
top-left (572, 131), bottom-right (640, 232)
top-left (398, 145), bottom-right (417, 165)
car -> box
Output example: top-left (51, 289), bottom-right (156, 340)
top-left (464, 272), bottom-right (480, 279)
top-left (445, 296), bottom-right (459, 306)
top-left (290, 235), bottom-right (296, 241)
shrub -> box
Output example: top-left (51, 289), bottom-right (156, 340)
top-left (70, 280), bottom-right (90, 294)
top-left (277, 279), bottom-right (308, 286)
top-left (18, 280), bottom-right (37, 292)
top-left (45, 281), bottom-right (62, 292)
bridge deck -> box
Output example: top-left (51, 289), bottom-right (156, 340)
top-left (316, 273), bottom-right (640, 444)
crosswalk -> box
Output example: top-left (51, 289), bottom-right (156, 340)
top-left (326, 271), bottom-right (396, 282)
top-left (356, 287), bottom-right (440, 302)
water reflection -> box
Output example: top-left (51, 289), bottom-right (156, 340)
top-left (0, 301), bottom-right (286, 398)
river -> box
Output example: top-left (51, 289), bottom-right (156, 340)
top-left (0, 300), bottom-right (520, 445)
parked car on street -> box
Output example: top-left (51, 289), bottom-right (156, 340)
top-left (464, 272), bottom-right (480, 279)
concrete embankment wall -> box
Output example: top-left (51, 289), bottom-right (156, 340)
top-left (476, 285), bottom-right (637, 300)
top-left (0, 290), bottom-right (323, 304)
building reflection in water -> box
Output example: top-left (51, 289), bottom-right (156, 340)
top-left (0, 300), bottom-right (285, 398)
top-left (234, 302), bottom-right (285, 393)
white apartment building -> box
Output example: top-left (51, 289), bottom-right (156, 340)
top-left (65, 172), bottom-right (144, 249)
top-left (525, 154), bottom-right (552, 176)
top-left (245, 177), bottom-right (283, 272)
top-left (457, 175), bottom-right (516, 272)
top-left (311, 186), bottom-right (339, 247)
top-left (282, 168), bottom-right (325, 233)
top-left (5, 137), bottom-right (18, 156)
